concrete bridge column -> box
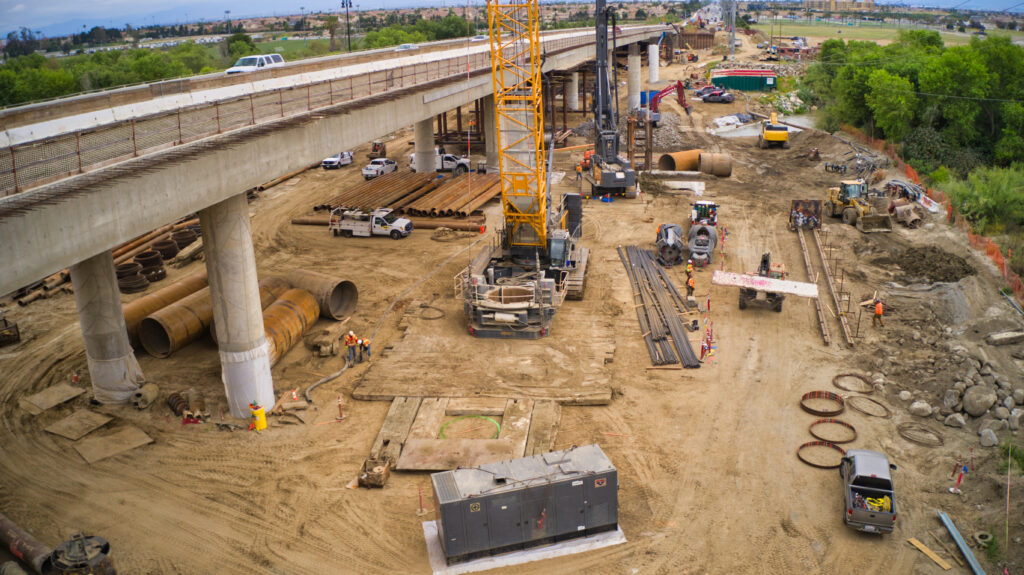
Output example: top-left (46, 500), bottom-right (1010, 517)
top-left (414, 118), bottom-right (436, 174)
top-left (627, 43), bottom-right (642, 110)
top-left (648, 45), bottom-right (660, 84)
top-left (481, 93), bottom-right (499, 172)
top-left (199, 193), bottom-right (274, 418)
top-left (70, 250), bottom-right (143, 403)
top-left (567, 72), bottom-right (580, 110)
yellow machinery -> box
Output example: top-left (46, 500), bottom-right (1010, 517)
top-left (455, 0), bottom-right (588, 339)
top-left (758, 112), bottom-right (789, 149)
top-left (824, 179), bottom-right (893, 233)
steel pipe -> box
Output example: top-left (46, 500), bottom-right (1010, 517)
top-left (138, 286), bottom-right (212, 358)
top-left (122, 269), bottom-right (208, 347)
top-left (0, 511), bottom-right (53, 574)
top-left (210, 277), bottom-right (291, 341)
top-left (263, 288), bottom-right (320, 365)
top-left (698, 152), bottom-right (732, 177)
top-left (286, 270), bottom-right (357, 320)
top-left (657, 150), bottom-right (703, 171)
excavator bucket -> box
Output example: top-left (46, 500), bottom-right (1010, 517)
top-left (856, 213), bottom-right (893, 233)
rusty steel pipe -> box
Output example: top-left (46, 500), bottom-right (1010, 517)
top-left (138, 286), bottom-right (213, 358)
top-left (210, 277), bottom-right (291, 341)
top-left (264, 288), bottom-right (320, 365)
top-left (657, 149), bottom-right (703, 171)
top-left (0, 511), bottom-right (53, 574)
top-left (286, 270), bottom-right (358, 320)
top-left (122, 269), bottom-right (208, 347)
top-left (698, 152), bottom-right (733, 177)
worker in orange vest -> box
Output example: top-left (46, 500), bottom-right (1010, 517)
top-left (872, 299), bottom-right (884, 328)
top-left (575, 163), bottom-right (583, 182)
top-left (359, 337), bottom-right (371, 363)
top-left (344, 331), bottom-right (359, 364)
top-left (686, 275), bottom-right (696, 298)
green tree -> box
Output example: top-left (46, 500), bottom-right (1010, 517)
top-left (864, 69), bottom-right (917, 142)
top-left (919, 46), bottom-right (989, 145)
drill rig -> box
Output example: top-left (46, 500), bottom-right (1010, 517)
top-left (585, 0), bottom-right (637, 199)
top-left (457, 0), bottom-right (589, 339)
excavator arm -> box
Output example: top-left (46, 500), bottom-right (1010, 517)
top-left (650, 80), bottom-right (691, 116)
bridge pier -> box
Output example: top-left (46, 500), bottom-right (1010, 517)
top-left (567, 72), bottom-right (580, 111)
top-left (627, 44), bottom-right (642, 110)
top-left (198, 193), bottom-right (275, 418)
top-left (70, 251), bottom-right (143, 403)
top-left (648, 45), bottom-right (660, 84)
top-left (414, 118), bottom-right (436, 174)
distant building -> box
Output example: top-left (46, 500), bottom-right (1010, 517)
top-left (803, 0), bottom-right (876, 12)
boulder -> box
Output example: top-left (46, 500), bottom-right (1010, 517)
top-left (1009, 409), bottom-right (1023, 431)
top-left (942, 389), bottom-right (960, 410)
top-left (1015, 388), bottom-right (1024, 405)
top-left (980, 419), bottom-right (1006, 433)
top-left (962, 386), bottom-right (998, 417)
top-left (909, 401), bottom-right (933, 417)
top-left (993, 406), bottom-right (1010, 420)
top-left (898, 390), bottom-right (912, 402)
top-left (985, 330), bottom-right (1024, 346)
top-left (1004, 396), bottom-right (1016, 411)
top-left (980, 429), bottom-right (999, 447)
top-left (944, 413), bottom-right (966, 428)
top-left (953, 381), bottom-right (967, 393)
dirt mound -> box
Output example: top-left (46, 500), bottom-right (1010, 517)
top-left (890, 246), bottom-right (975, 283)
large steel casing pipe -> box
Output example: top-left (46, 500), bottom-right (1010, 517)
top-left (122, 269), bottom-right (208, 346)
top-left (286, 270), bottom-right (357, 320)
top-left (264, 288), bottom-right (320, 365)
top-left (0, 511), bottom-right (53, 574)
top-left (657, 150), bottom-right (703, 171)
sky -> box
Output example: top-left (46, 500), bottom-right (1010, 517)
top-left (1, 0), bottom-right (1021, 38)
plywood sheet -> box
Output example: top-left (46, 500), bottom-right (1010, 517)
top-left (445, 397), bottom-right (508, 416)
top-left (524, 400), bottom-right (561, 456)
top-left (44, 410), bottom-right (113, 440)
top-left (408, 398), bottom-right (449, 439)
top-left (368, 396), bottom-right (422, 464)
top-left (24, 383), bottom-right (86, 412)
top-left (498, 398), bottom-right (534, 459)
top-left (73, 426), bottom-right (153, 464)
top-left (395, 438), bottom-right (517, 471)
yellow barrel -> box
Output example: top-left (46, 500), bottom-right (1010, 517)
top-left (698, 153), bottom-right (733, 177)
top-left (250, 405), bottom-right (267, 431)
top-left (657, 149), bottom-right (703, 171)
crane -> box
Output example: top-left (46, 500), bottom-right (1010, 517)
top-left (456, 0), bottom-right (588, 339)
top-left (585, 0), bottom-right (637, 199)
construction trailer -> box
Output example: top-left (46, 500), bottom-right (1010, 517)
top-left (710, 69), bottom-right (777, 92)
top-left (431, 444), bottom-right (619, 565)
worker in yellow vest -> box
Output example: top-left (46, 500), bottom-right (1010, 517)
top-left (686, 259), bottom-right (694, 276)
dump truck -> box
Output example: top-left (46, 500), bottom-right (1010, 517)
top-left (758, 113), bottom-right (789, 149)
top-left (841, 450), bottom-right (898, 534)
top-left (824, 179), bottom-right (893, 233)
top-left (329, 208), bottom-right (413, 239)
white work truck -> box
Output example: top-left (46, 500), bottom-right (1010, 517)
top-left (329, 208), bottom-right (413, 239)
top-left (361, 158), bottom-right (397, 180)
top-left (408, 151), bottom-right (472, 175)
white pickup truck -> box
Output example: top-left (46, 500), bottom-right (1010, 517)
top-left (408, 152), bottom-right (472, 175)
top-left (329, 208), bottom-right (413, 239)
top-left (361, 158), bottom-right (397, 180)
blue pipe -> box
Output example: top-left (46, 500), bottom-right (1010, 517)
top-left (937, 509), bottom-right (986, 575)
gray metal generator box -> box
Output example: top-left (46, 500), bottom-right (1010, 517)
top-left (430, 444), bottom-right (618, 564)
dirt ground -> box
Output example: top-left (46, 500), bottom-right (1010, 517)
top-left (1, 46), bottom-right (1022, 575)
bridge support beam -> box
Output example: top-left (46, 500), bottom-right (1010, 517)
top-left (414, 118), bottom-right (436, 174)
top-left (199, 193), bottom-right (274, 419)
top-left (628, 43), bottom-right (642, 110)
top-left (567, 72), bottom-right (580, 110)
top-left (649, 45), bottom-right (660, 84)
top-left (70, 250), bottom-right (143, 403)
top-left (481, 94), bottom-right (499, 173)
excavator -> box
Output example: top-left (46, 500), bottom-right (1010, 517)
top-left (824, 179), bottom-right (893, 233)
top-left (458, 0), bottom-right (589, 339)
top-left (648, 80), bottom-right (691, 128)
top-left (758, 112), bottom-right (789, 149)
top-left (584, 0), bottom-right (636, 199)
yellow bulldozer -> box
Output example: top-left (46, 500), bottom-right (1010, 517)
top-left (758, 113), bottom-right (789, 149)
top-left (824, 179), bottom-right (893, 233)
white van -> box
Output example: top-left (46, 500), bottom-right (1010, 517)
top-left (226, 53), bottom-right (285, 74)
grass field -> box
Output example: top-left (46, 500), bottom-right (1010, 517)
top-left (751, 21), bottom-right (1022, 46)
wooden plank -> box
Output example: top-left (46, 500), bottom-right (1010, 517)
top-left (24, 383), bottom-right (86, 412)
top-left (408, 397), bottom-right (449, 439)
top-left (445, 397), bottom-right (509, 416)
top-left (524, 400), bottom-right (561, 456)
top-left (929, 531), bottom-right (965, 567)
top-left (907, 538), bottom-right (952, 571)
top-left (44, 410), bottom-right (113, 440)
top-left (73, 426), bottom-right (153, 464)
top-left (368, 396), bottom-right (422, 465)
top-left (395, 438), bottom-right (517, 471)
top-left (711, 270), bottom-right (819, 298)
top-left (498, 398), bottom-right (534, 459)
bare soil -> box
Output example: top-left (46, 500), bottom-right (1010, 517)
top-left (1, 49), bottom-right (1022, 575)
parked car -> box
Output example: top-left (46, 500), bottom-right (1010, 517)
top-left (694, 85), bottom-right (721, 98)
top-left (361, 158), bottom-right (398, 180)
top-left (226, 53), bottom-right (284, 74)
top-left (322, 152), bottom-right (354, 169)
top-left (394, 43), bottom-right (419, 52)
top-left (470, 35), bottom-right (488, 42)
top-left (702, 90), bottom-right (735, 103)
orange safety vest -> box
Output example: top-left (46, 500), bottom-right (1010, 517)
top-left (345, 335), bottom-right (358, 347)
top-left (874, 302), bottom-right (883, 316)
top-left (687, 277), bottom-right (695, 288)
top-left (361, 338), bottom-right (370, 348)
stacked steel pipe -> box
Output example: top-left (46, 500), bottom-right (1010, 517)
top-left (403, 174), bottom-right (500, 217)
top-left (322, 172), bottom-right (438, 212)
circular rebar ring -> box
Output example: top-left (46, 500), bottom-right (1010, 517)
top-left (832, 373), bottom-right (874, 394)
top-left (797, 441), bottom-right (847, 469)
top-left (897, 422), bottom-right (944, 447)
top-left (439, 415), bottom-right (501, 439)
top-left (847, 395), bottom-right (892, 419)
top-left (809, 418), bottom-right (857, 444)
top-left (800, 390), bottom-right (845, 417)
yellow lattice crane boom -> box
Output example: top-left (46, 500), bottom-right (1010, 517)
top-left (488, 0), bottom-right (547, 249)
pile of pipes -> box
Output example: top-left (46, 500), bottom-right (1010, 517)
top-left (402, 173), bottom-right (500, 217)
top-left (617, 245), bottom-right (701, 368)
top-left (318, 172), bottom-right (440, 213)
top-left (316, 172), bottom-right (501, 219)
top-left (124, 269), bottom-right (357, 365)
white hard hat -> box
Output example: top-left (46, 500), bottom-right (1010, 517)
top-left (349, 331), bottom-right (355, 336)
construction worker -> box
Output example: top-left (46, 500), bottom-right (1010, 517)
top-left (575, 163), bottom-right (582, 182)
top-left (873, 299), bottom-right (884, 328)
top-left (359, 337), bottom-right (371, 363)
top-left (686, 275), bottom-right (696, 298)
top-left (686, 259), bottom-right (694, 276)
top-left (344, 331), bottom-right (359, 364)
